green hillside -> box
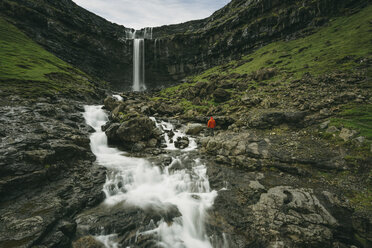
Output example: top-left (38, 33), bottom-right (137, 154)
top-left (158, 5), bottom-right (372, 141)
top-left (0, 17), bottom-right (101, 99)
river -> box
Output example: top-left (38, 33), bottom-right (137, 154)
top-left (83, 105), bottom-right (227, 248)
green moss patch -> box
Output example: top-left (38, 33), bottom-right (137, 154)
top-left (0, 17), bottom-right (98, 99)
top-left (331, 104), bottom-right (372, 142)
top-left (230, 4), bottom-right (372, 79)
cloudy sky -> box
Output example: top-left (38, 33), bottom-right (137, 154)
top-left (72, 0), bottom-right (231, 29)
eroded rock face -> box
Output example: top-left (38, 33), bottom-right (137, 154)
top-left (249, 186), bottom-right (338, 246)
top-left (206, 162), bottom-right (370, 248)
top-left (0, 97), bottom-right (106, 247)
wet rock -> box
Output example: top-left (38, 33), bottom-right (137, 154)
top-left (106, 115), bottom-right (161, 151)
top-left (174, 136), bottom-right (189, 149)
top-left (0, 215), bottom-right (45, 246)
top-left (147, 138), bottom-right (158, 148)
top-left (0, 100), bottom-right (106, 247)
top-left (168, 130), bottom-right (175, 139)
top-left (111, 103), bottom-right (126, 120)
top-left (24, 149), bottom-right (55, 164)
top-left (147, 203), bottom-right (182, 223)
top-left (116, 117), bottom-right (155, 142)
top-left (185, 123), bottom-right (204, 135)
top-left (105, 123), bottom-right (120, 142)
top-left (59, 220), bottom-right (77, 238)
top-left (103, 96), bottom-right (120, 111)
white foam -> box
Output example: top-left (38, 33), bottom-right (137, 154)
top-left (84, 105), bottom-right (218, 248)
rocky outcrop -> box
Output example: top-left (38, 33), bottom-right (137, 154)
top-left (201, 130), bottom-right (344, 171)
top-left (207, 163), bottom-right (371, 247)
top-left (174, 136), bottom-right (190, 149)
top-left (103, 94), bottom-right (164, 151)
top-left (106, 115), bottom-right (161, 151)
top-left (0, 97), bottom-right (106, 247)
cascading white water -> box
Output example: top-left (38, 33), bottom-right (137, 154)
top-left (133, 39), bottom-right (145, 91)
top-left (126, 28), bottom-right (153, 91)
top-left (83, 105), bottom-right (222, 248)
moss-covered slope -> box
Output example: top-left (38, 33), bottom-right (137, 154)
top-left (0, 17), bottom-right (104, 100)
top-left (157, 4), bottom-right (371, 134)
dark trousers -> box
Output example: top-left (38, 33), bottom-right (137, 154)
top-left (207, 128), bottom-right (215, 136)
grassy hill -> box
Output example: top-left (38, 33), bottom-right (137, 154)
top-left (0, 17), bottom-right (104, 100)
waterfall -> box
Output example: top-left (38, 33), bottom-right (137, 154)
top-left (133, 39), bottom-right (145, 91)
top-left (126, 28), bottom-right (153, 91)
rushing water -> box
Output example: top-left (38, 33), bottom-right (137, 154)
top-left (126, 28), bottom-right (152, 91)
top-left (83, 105), bottom-right (220, 247)
top-left (133, 39), bottom-right (145, 91)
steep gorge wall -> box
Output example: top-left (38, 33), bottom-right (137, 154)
top-left (0, 0), bottom-right (367, 90)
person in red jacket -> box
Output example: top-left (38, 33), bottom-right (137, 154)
top-left (207, 117), bottom-right (216, 136)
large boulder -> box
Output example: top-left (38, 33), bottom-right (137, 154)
top-left (103, 96), bottom-right (120, 111)
top-left (213, 88), bottom-right (231, 103)
top-left (185, 123), bottom-right (204, 135)
top-left (116, 117), bottom-right (155, 143)
top-left (174, 136), bottom-right (190, 149)
top-left (247, 110), bottom-right (306, 128)
top-left (105, 115), bottom-right (161, 150)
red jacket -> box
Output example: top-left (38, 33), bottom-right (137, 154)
top-left (207, 117), bottom-right (216, 128)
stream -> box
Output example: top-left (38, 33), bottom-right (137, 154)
top-left (83, 105), bottom-right (227, 248)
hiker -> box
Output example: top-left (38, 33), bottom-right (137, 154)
top-left (207, 116), bottom-right (216, 136)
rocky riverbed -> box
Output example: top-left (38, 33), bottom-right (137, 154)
top-left (68, 91), bottom-right (369, 248)
top-left (0, 87), bottom-right (370, 247)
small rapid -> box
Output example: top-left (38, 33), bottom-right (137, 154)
top-left (83, 105), bottom-right (219, 247)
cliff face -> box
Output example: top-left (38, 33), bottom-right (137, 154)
top-left (0, 0), bottom-right (132, 89)
top-left (0, 0), bottom-right (366, 90)
top-left (148, 0), bottom-right (366, 87)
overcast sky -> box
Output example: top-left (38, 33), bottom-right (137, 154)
top-left (72, 0), bottom-right (231, 29)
